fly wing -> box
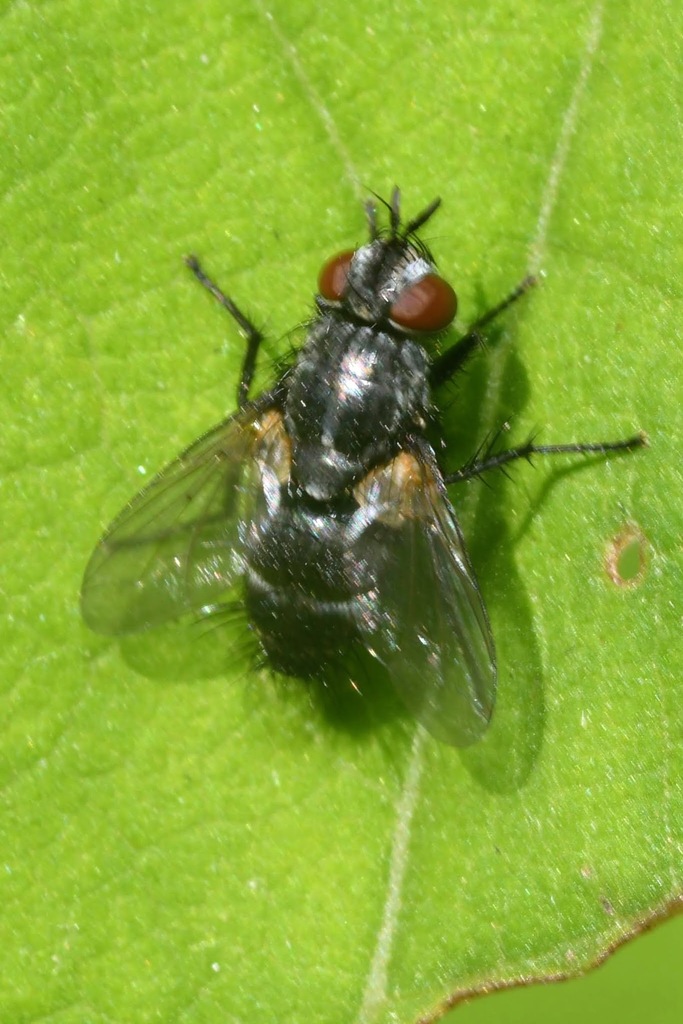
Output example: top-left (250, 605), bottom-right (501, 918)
top-left (81, 396), bottom-right (287, 634)
top-left (352, 449), bottom-right (496, 746)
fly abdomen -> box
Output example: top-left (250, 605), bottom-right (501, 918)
top-left (243, 502), bottom-right (373, 674)
top-left (244, 571), bottom-right (362, 676)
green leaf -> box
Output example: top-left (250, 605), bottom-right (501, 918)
top-left (1, 1), bottom-right (680, 1023)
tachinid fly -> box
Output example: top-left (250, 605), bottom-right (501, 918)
top-left (81, 190), bottom-right (645, 746)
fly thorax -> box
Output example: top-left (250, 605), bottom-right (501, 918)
top-left (285, 323), bottom-right (430, 501)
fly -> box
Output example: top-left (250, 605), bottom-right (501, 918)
top-left (81, 190), bottom-right (645, 746)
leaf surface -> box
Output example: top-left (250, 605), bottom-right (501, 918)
top-left (0, 1), bottom-right (680, 1022)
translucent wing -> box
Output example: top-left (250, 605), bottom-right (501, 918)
top-left (81, 394), bottom-right (286, 634)
top-left (352, 448), bottom-right (496, 746)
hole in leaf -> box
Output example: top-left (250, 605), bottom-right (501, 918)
top-left (605, 524), bottom-right (648, 588)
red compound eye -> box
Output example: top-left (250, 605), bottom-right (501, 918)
top-left (318, 249), bottom-right (355, 301)
top-left (389, 274), bottom-right (457, 332)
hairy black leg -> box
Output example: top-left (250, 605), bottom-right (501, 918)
top-left (185, 255), bottom-right (264, 408)
top-left (446, 432), bottom-right (647, 485)
top-left (430, 275), bottom-right (536, 388)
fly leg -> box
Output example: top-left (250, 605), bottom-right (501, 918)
top-left (445, 433), bottom-right (647, 485)
top-left (185, 256), bottom-right (264, 408)
top-left (430, 275), bottom-right (536, 388)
